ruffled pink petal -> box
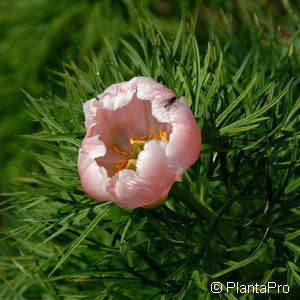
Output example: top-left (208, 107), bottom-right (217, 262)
top-left (107, 140), bottom-right (178, 208)
top-left (136, 140), bottom-right (176, 189)
top-left (165, 97), bottom-right (201, 177)
top-left (83, 98), bottom-right (98, 129)
top-left (108, 170), bottom-right (167, 208)
top-left (96, 78), bottom-right (138, 110)
top-left (78, 152), bottom-right (112, 202)
top-left (81, 125), bottom-right (106, 158)
top-left (145, 95), bottom-right (201, 178)
top-left (136, 77), bottom-right (176, 102)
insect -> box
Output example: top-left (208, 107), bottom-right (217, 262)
top-left (163, 96), bottom-right (177, 110)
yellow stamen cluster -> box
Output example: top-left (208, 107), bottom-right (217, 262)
top-left (112, 126), bottom-right (168, 175)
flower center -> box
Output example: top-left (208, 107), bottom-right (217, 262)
top-left (112, 126), bottom-right (168, 175)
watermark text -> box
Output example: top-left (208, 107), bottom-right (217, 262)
top-left (210, 281), bottom-right (290, 294)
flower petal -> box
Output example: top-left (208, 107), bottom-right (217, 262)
top-left (96, 78), bottom-right (138, 110)
top-left (78, 152), bottom-right (112, 202)
top-left (136, 140), bottom-right (176, 189)
top-left (108, 170), bottom-right (168, 208)
top-left (166, 97), bottom-right (201, 177)
top-left (136, 77), bottom-right (176, 102)
top-left (81, 125), bottom-right (106, 159)
top-left (83, 98), bottom-right (98, 128)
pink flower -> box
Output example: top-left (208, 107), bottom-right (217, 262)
top-left (78, 77), bottom-right (201, 208)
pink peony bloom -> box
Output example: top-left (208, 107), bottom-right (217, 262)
top-left (78, 77), bottom-right (201, 208)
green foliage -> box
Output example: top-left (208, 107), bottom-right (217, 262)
top-left (1, 1), bottom-right (300, 299)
